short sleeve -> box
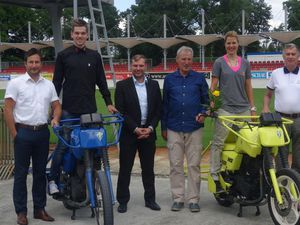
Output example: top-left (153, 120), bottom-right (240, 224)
top-left (4, 79), bottom-right (18, 101)
top-left (49, 82), bottom-right (59, 102)
top-left (245, 60), bottom-right (251, 79)
top-left (266, 76), bottom-right (275, 90)
top-left (212, 58), bottom-right (222, 78)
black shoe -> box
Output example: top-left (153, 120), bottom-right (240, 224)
top-left (145, 201), bottom-right (161, 211)
top-left (117, 203), bottom-right (127, 213)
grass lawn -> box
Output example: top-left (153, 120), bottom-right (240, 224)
top-left (0, 88), bottom-right (273, 148)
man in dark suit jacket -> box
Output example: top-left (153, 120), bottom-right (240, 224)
top-left (115, 54), bottom-right (162, 213)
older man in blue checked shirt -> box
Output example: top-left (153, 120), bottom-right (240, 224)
top-left (161, 46), bottom-right (209, 213)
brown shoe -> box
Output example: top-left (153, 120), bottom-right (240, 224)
top-left (33, 209), bottom-right (54, 222)
top-left (17, 213), bottom-right (28, 225)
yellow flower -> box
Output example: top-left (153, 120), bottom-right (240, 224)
top-left (212, 90), bottom-right (220, 97)
top-left (208, 89), bottom-right (222, 113)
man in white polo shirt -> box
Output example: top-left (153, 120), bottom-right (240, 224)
top-left (263, 43), bottom-right (300, 172)
top-left (4, 48), bottom-right (61, 225)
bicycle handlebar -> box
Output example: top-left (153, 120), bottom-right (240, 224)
top-left (217, 115), bottom-right (293, 147)
top-left (53, 113), bottom-right (124, 149)
top-left (218, 115), bottom-right (293, 126)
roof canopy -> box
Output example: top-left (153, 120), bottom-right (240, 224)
top-left (0, 42), bottom-right (49, 52)
top-left (109, 37), bottom-right (144, 49)
top-left (2, 31), bottom-right (300, 53)
top-left (176, 34), bottom-right (222, 46)
top-left (35, 40), bottom-right (72, 48)
top-left (139, 37), bottom-right (186, 49)
top-left (237, 34), bottom-right (264, 47)
top-left (261, 31), bottom-right (300, 43)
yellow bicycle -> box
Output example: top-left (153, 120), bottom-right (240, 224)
top-left (207, 112), bottom-right (300, 225)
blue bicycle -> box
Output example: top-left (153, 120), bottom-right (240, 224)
top-left (51, 113), bottom-right (123, 225)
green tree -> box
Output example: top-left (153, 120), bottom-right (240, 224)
top-left (0, 4), bottom-right (54, 61)
top-left (285, 0), bottom-right (300, 30)
top-left (0, 3), bottom-right (122, 61)
top-left (119, 0), bottom-right (271, 63)
top-left (282, 0), bottom-right (300, 49)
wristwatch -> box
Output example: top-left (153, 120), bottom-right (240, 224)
top-left (148, 126), bottom-right (154, 132)
top-left (250, 106), bottom-right (257, 112)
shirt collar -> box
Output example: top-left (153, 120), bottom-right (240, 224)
top-left (73, 45), bottom-right (86, 52)
top-left (284, 66), bottom-right (299, 74)
top-left (24, 72), bottom-right (44, 83)
top-left (132, 75), bottom-right (147, 85)
top-left (176, 69), bottom-right (191, 77)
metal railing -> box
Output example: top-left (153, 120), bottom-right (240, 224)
top-left (0, 100), bottom-right (14, 180)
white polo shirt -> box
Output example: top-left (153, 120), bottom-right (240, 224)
top-left (5, 73), bottom-right (59, 125)
top-left (267, 67), bottom-right (300, 114)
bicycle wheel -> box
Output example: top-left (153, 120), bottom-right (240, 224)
top-left (94, 170), bottom-right (113, 225)
top-left (268, 168), bottom-right (300, 225)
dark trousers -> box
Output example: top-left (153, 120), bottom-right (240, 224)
top-left (48, 110), bottom-right (81, 182)
top-left (116, 135), bottom-right (156, 204)
top-left (13, 127), bottom-right (50, 214)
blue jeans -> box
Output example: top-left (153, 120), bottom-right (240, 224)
top-left (13, 127), bottom-right (49, 214)
top-left (48, 110), bottom-right (81, 182)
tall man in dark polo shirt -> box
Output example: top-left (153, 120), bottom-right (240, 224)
top-left (263, 43), bottom-right (300, 172)
top-left (48, 18), bottom-right (117, 194)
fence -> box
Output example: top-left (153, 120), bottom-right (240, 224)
top-left (0, 100), bottom-right (14, 180)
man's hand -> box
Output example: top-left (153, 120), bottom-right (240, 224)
top-left (11, 129), bottom-right (17, 139)
top-left (195, 113), bottom-right (205, 123)
top-left (51, 118), bottom-right (59, 127)
top-left (262, 106), bottom-right (270, 113)
top-left (250, 110), bottom-right (257, 122)
top-left (107, 104), bottom-right (118, 114)
top-left (161, 130), bottom-right (167, 141)
top-left (135, 127), bottom-right (151, 139)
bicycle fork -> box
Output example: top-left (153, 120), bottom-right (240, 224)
top-left (84, 149), bottom-right (115, 208)
top-left (85, 150), bottom-right (97, 208)
top-left (101, 147), bottom-right (115, 204)
top-left (263, 147), bottom-right (283, 204)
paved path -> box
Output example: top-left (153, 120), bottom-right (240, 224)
top-left (0, 174), bottom-right (276, 225)
top-left (0, 147), bottom-right (283, 225)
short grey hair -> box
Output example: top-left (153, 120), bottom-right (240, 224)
top-left (176, 46), bottom-right (194, 58)
top-left (283, 43), bottom-right (299, 53)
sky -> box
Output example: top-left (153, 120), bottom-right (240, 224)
top-left (114, 0), bottom-right (136, 12)
top-left (265, 0), bottom-right (285, 28)
top-left (114, 0), bottom-right (286, 29)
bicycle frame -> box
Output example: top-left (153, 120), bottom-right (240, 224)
top-left (217, 115), bottom-right (293, 204)
top-left (52, 113), bottom-right (123, 208)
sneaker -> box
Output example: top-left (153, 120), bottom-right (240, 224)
top-left (48, 180), bottom-right (59, 195)
top-left (171, 202), bottom-right (184, 211)
top-left (189, 203), bottom-right (200, 212)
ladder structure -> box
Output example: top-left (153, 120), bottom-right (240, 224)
top-left (87, 0), bottom-right (116, 87)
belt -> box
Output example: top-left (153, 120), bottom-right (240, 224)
top-left (278, 112), bottom-right (300, 119)
top-left (16, 123), bottom-right (48, 131)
